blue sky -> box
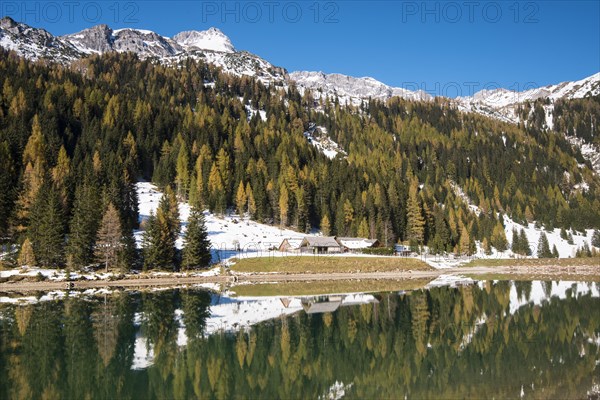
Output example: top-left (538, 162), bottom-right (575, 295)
top-left (3, 1), bottom-right (599, 96)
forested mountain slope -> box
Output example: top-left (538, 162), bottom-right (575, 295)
top-left (0, 48), bottom-right (599, 268)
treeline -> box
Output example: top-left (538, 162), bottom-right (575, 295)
top-left (1, 49), bottom-right (600, 269)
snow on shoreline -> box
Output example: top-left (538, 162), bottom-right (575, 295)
top-left (135, 181), bottom-right (302, 259)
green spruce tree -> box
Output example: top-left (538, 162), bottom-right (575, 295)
top-left (29, 185), bottom-right (65, 268)
top-left (537, 232), bottom-right (552, 258)
top-left (95, 203), bottom-right (123, 272)
top-left (182, 208), bottom-right (212, 270)
top-left (67, 182), bottom-right (101, 268)
top-left (143, 187), bottom-right (179, 271)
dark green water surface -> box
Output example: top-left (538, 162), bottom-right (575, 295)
top-left (1, 280), bottom-right (599, 399)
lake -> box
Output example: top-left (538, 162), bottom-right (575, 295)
top-left (1, 280), bottom-right (599, 399)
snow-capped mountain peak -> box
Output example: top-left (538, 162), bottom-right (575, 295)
top-left (0, 16), bottom-right (83, 63)
top-left (0, 18), bottom-right (285, 83)
top-left (289, 70), bottom-right (432, 105)
top-left (62, 24), bottom-right (183, 57)
top-left (460, 73), bottom-right (600, 110)
top-left (173, 28), bottom-right (235, 53)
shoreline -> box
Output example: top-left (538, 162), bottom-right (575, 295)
top-left (2, 265), bottom-right (599, 293)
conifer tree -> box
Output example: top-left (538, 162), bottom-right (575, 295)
top-left (143, 187), bottom-right (179, 271)
top-left (29, 185), bottom-right (65, 268)
top-left (279, 185), bottom-right (289, 228)
top-left (17, 238), bottom-right (36, 267)
top-left (358, 218), bottom-right (370, 238)
top-left (175, 144), bottom-right (190, 200)
top-left (342, 199), bottom-right (354, 236)
top-left (189, 175), bottom-right (200, 210)
top-left (458, 224), bottom-right (471, 256)
top-left (552, 244), bottom-right (559, 258)
top-left (51, 145), bottom-right (71, 209)
top-left (182, 208), bottom-right (212, 270)
top-left (245, 183), bottom-right (256, 218)
top-left (524, 205), bottom-right (534, 224)
top-left (164, 186), bottom-right (180, 242)
top-left (0, 141), bottom-right (14, 239)
top-left (320, 214), bottom-right (331, 236)
top-left (295, 187), bottom-right (308, 232)
top-left (491, 222), bottom-right (508, 252)
top-left (518, 229), bottom-right (531, 256)
top-left (482, 237), bottom-right (492, 255)
top-left (406, 186), bottom-right (425, 245)
top-left (95, 203), bottom-right (123, 272)
top-left (208, 162), bottom-right (225, 214)
top-left (216, 148), bottom-right (231, 193)
top-left (537, 232), bottom-right (552, 258)
top-left (511, 228), bottom-right (520, 255)
top-left (142, 213), bottom-right (160, 271)
top-left (236, 181), bottom-right (247, 216)
top-left (14, 115), bottom-right (46, 235)
top-left (67, 183), bottom-right (101, 268)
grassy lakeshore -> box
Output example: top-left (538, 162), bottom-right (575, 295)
top-left (230, 256), bottom-right (431, 274)
top-left (466, 272), bottom-right (600, 282)
top-left (464, 257), bottom-right (600, 268)
top-left (230, 278), bottom-right (432, 297)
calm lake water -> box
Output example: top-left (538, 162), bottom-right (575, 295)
top-left (1, 280), bottom-right (599, 399)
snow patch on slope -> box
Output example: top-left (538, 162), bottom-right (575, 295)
top-left (567, 136), bottom-right (600, 176)
top-left (135, 182), bottom-right (303, 262)
top-left (449, 181), bottom-right (597, 258)
top-left (304, 125), bottom-right (346, 160)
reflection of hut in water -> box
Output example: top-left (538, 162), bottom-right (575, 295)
top-left (301, 295), bottom-right (343, 314)
top-left (298, 294), bottom-right (380, 314)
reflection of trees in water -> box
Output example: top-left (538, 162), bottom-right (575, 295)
top-left (0, 283), bottom-right (599, 399)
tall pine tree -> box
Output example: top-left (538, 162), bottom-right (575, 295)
top-left (29, 185), bottom-right (65, 268)
top-left (182, 208), bottom-right (212, 270)
top-left (143, 186), bottom-right (179, 271)
top-left (67, 182), bottom-right (101, 268)
top-left (95, 203), bottom-right (123, 272)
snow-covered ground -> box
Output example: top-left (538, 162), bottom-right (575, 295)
top-left (136, 181), bottom-right (303, 262)
top-left (136, 181), bottom-right (600, 269)
top-left (567, 136), bottom-right (600, 176)
top-left (0, 267), bottom-right (115, 281)
top-left (448, 180), bottom-right (598, 260)
top-left (303, 125), bottom-right (346, 160)
top-left (501, 215), bottom-right (595, 258)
